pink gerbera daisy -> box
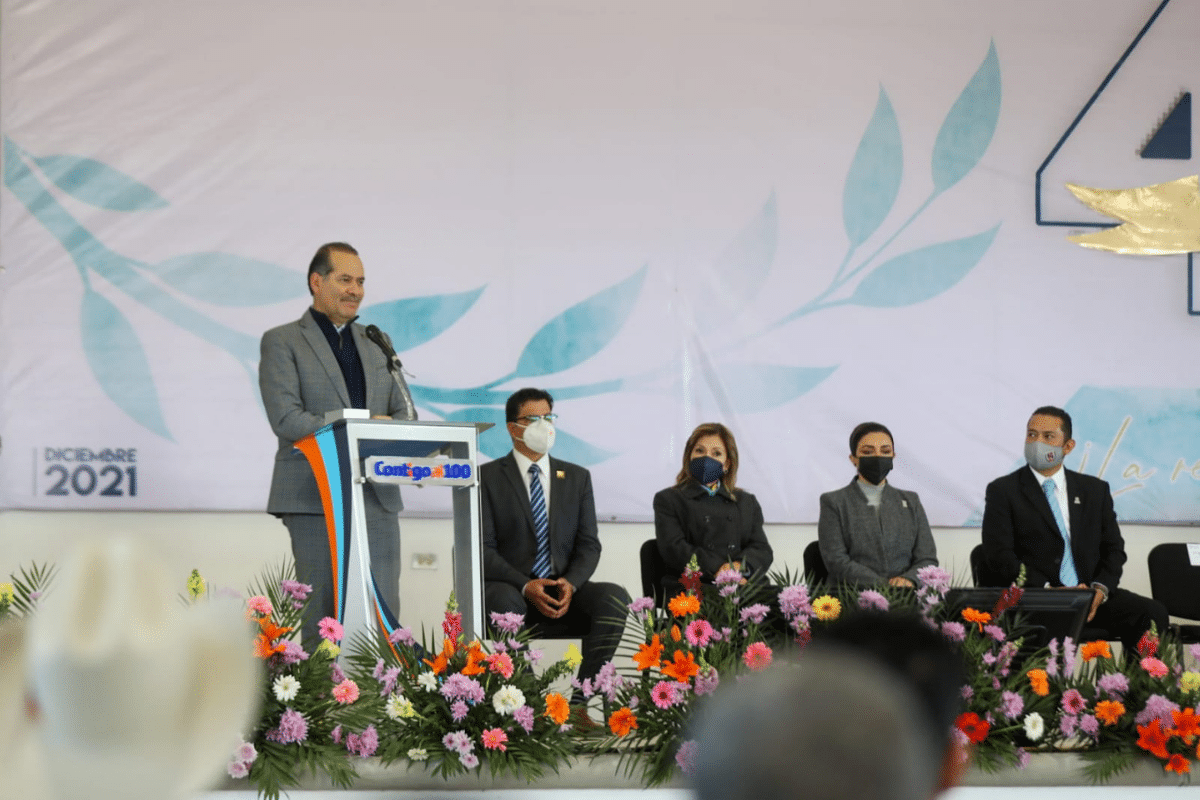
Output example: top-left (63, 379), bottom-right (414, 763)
top-left (743, 642), bottom-right (773, 671)
top-left (486, 652), bottom-right (515, 679)
top-left (247, 595), bottom-right (273, 617)
top-left (482, 727), bottom-right (508, 751)
top-left (332, 679), bottom-right (360, 704)
top-left (685, 619), bottom-right (714, 647)
top-left (651, 680), bottom-right (678, 709)
top-left (318, 616), bottom-right (344, 643)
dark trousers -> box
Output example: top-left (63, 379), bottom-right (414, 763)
top-left (280, 503), bottom-right (400, 652)
top-left (485, 579), bottom-right (630, 685)
top-left (1090, 587), bottom-right (1169, 655)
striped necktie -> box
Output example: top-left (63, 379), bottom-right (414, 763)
top-left (1043, 478), bottom-right (1079, 586)
top-left (529, 463), bottom-right (552, 578)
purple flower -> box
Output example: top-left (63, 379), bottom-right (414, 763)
top-left (346, 725), bottom-right (378, 758)
top-left (675, 740), bottom-right (699, 775)
top-left (1079, 714), bottom-right (1100, 739)
top-left (233, 741), bottom-right (257, 762)
top-left (441, 673), bottom-right (485, 704)
top-left (451, 699), bottom-right (470, 722)
top-left (280, 639), bottom-right (309, 665)
top-left (628, 596), bottom-right (655, 614)
top-left (330, 662), bottom-right (347, 685)
top-left (778, 585), bottom-right (811, 618)
top-left (940, 621), bottom-right (966, 642)
top-left (1096, 673), bottom-right (1129, 699)
top-left (592, 661), bottom-right (625, 702)
top-left (983, 624), bottom-right (1005, 642)
top-left (442, 730), bottom-right (473, 755)
top-left (388, 627), bottom-right (415, 646)
top-left (280, 579), bottom-right (312, 601)
top-left (1047, 639), bottom-right (1059, 678)
top-left (489, 611), bottom-right (525, 635)
top-left (739, 604), bottom-right (770, 625)
top-left (1061, 689), bottom-right (1087, 715)
top-left (961, 685), bottom-right (974, 701)
top-left (372, 658), bottom-right (386, 680)
top-left (525, 648), bottom-right (543, 666)
top-left (857, 589), bottom-right (889, 612)
top-left (266, 708), bottom-right (308, 744)
top-left (1001, 690), bottom-right (1024, 720)
top-left (694, 666), bottom-right (720, 697)
top-left (460, 752), bottom-right (479, 769)
top-left (227, 760), bottom-right (250, 779)
top-left (1061, 637), bottom-right (1077, 676)
top-left (330, 725), bottom-right (342, 744)
top-left (916, 566), bottom-right (951, 595)
top-left (513, 705), bottom-right (535, 733)
top-left (997, 642), bottom-right (1019, 676)
top-left (1059, 714), bottom-right (1078, 737)
top-left (379, 666), bottom-right (400, 697)
top-left (714, 567), bottom-right (742, 586)
top-left (982, 652), bottom-right (997, 666)
top-left (573, 676), bottom-right (594, 699)
top-left (1017, 749), bottom-right (1031, 770)
top-left (719, 584), bottom-right (739, 598)
top-left (1135, 694), bottom-right (1180, 727)
top-left (1191, 644), bottom-right (1200, 662)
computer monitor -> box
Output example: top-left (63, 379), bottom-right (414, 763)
top-left (943, 587), bottom-right (1093, 651)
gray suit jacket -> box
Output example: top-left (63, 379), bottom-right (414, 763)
top-left (259, 309), bottom-right (413, 514)
top-left (480, 452), bottom-right (601, 591)
top-left (817, 478), bottom-right (938, 585)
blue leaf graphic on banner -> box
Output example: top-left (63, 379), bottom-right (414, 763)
top-left (359, 286), bottom-right (485, 353)
top-left (149, 252), bottom-right (306, 307)
top-left (444, 407), bottom-right (511, 459)
top-left (514, 266), bottom-right (646, 378)
top-left (720, 362), bottom-right (838, 413)
top-left (711, 192), bottom-right (777, 313)
top-left (843, 86), bottom-right (903, 247)
top-left (846, 224), bottom-right (1000, 307)
top-left (80, 288), bottom-right (172, 439)
top-left (931, 41), bottom-right (1001, 194)
top-left (33, 154), bottom-right (168, 212)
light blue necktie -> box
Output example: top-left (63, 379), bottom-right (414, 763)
top-left (1043, 478), bottom-right (1079, 586)
top-left (529, 463), bottom-right (552, 578)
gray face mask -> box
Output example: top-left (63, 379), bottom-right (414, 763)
top-left (1024, 440), bottom-right (1064, 471)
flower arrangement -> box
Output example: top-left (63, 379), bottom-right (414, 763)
top-left (340, 593), bottom-right (580, 780)
top-left (196, 564), bottom-right (377, 800)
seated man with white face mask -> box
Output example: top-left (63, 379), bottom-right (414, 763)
top-left (481, 388), bottom-right (630, 698)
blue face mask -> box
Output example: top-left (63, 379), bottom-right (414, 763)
top-left (689, 455), bottom-right (725, 486)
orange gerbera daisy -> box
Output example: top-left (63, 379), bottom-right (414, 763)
top-left (461, 642), bottom-right (487, 676)
top-left (961, 608), bottom-right (992, 629)
top-left (1137, 720), bottom-right (1170, 759)
top-left (608, 706), bottom-right (638, 737)
top-left (1027, 668), bottom-right (1050, 697)
top-left (661, 649), bottom-right (700, 683)
top-left (544, 692), bottom-right (570, 726)
top-left (1080, 640), bottom-right (1112, 661)
top-left (1095, 700), bottom-right (1125, 726)
top-left (634, 634), bottom-right (665, 671)
top-left (1165, 754), bottom-right (1191, 775)
top-left (1173, 708), bottom-right (1200, 741)
top-left (668, 593), bottom-right (701, 617)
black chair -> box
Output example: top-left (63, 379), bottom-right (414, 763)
top-left (640, 539), bottom-right (669, 605)
top-left (803, 541), bottom-right (829, 586)
top-left (1147, 543), bottom-right (1200, 643)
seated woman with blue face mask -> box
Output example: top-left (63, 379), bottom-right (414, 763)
top-left (653, 423), bottom-right (774, 591)
top-left (817, 422), bottom-right (938, 588)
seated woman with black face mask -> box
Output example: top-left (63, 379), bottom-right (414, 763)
top-left (653, 423), bottom-right (773, 592)
top-left (817, 422), bottom-right (938, 588)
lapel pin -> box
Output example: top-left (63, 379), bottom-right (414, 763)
top-left (556, 470), bottom-right (565, 479)
top-left (901, 500), bottom-right (908, 508)
top-left (1073, 497), bottom-right (1081, 504)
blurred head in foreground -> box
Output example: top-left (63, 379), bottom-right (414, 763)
top-left (692, 620), bottom-right (965, 800)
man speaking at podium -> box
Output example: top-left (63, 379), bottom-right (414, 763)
top-left (259, 242), bottom-right (416, 647)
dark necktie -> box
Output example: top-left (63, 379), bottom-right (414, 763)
top-left (529, 463), bottom-right (551, 578)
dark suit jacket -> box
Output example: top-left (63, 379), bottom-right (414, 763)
top-left (259, 310), bottom-right (412, 514)
top-left (481, 452), bottom-right (601, 592)
top-left (981, 466), bottom-right (1126, 590)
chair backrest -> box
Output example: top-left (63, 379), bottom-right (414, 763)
top-left (803, 541), bottom-right (829, 586)
top-left (969, 544), bottom-right (1009, 587)
top-left (640, 539), bottom-right (669, 604)
top-left (1147, 543), bottom-right (1200, 621)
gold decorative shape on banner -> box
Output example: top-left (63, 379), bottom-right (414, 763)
top-left (1065, 175), bottom-right (1199, 255)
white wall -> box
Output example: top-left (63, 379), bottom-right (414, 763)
top-left (2, 510), bottom-right (1194, 636)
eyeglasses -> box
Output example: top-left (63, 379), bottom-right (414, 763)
top-left (516, 414), bottom-right (558, 424)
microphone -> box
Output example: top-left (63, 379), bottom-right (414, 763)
top-left (364, 324), bottom-right (417, 421)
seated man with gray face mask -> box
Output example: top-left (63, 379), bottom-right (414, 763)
top-left (481, 388), bottom-right (630, 702)
top-left (817, 421), bottom-right (938, 588)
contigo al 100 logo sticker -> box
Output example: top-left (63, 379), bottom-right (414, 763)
top-left (38, 447), bottom-right (138, 497)
top-left (365, 457), bottom-right (474, 486)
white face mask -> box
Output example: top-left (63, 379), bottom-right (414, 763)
top-left (520, 418), bottom-right (556, 455)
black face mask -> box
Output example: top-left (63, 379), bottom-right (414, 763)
top-left (856, 456), bottom-right (893, 485)
top-left (689, 455), bottom-right (725, 485)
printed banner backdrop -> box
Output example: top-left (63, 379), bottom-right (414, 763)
top-left (1, 0), bottom-right (1198, 524)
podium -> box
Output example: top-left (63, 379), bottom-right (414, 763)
top-left (293, 415), bottom-right (491, 647)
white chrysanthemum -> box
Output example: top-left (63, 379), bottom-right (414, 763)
top-left (492, 685), bottom-right (526, 716)
top-left (385, 693), bottom-right (415, 720)
top-left (1023, 712), bottom-right (1044, 742)
top-left (417, 671), bottom-right (438, 692)
top-left (272, 674), bottom-right (301, 702)
top-left (407, 747), bottom-right (428, 761)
